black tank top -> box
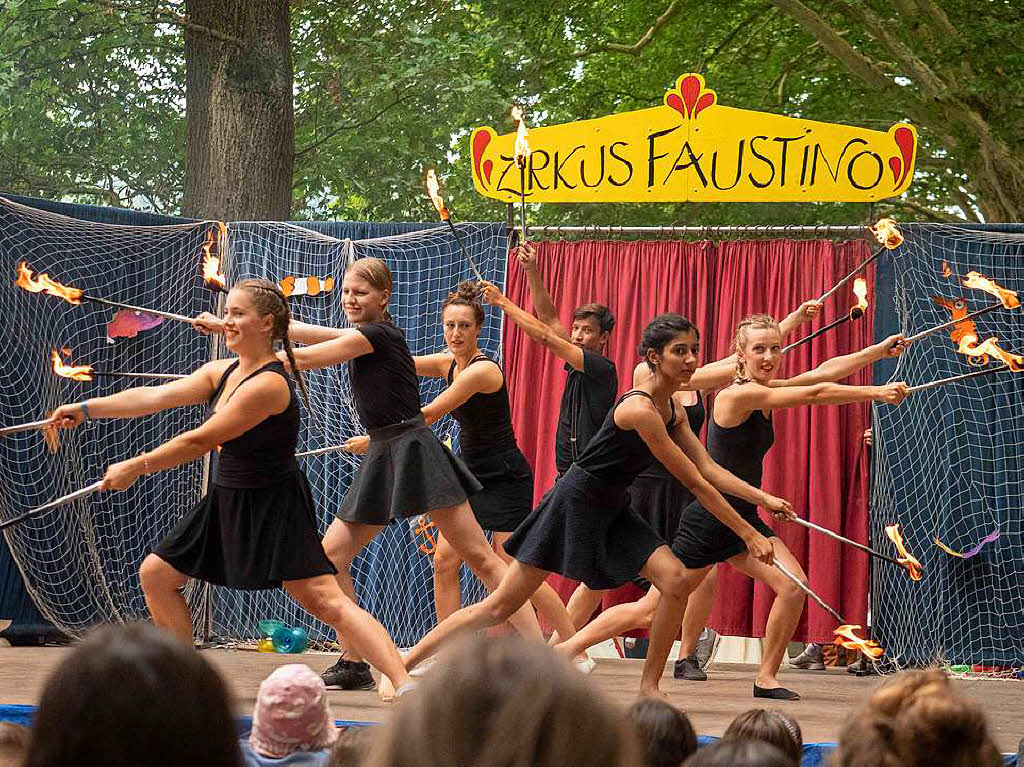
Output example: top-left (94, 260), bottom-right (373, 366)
top-left (705, 402), bottom-right (774, 515)
top-left (635, 396), bottom-right (705, 482)
top-left (211, 360), bottom-right (299, 488)
top-left (576, 390), bottom-right (677, 487)
top-left (446, 355), bottom-right (517, 458)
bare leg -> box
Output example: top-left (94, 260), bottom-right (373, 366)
top-left (431, 531), bottom-right (463, 622)
top-left (678, 564), bottom-right (719, 659)
top-left (494, 532), bottom-right (576, 642)
top-left (431, 503), bottom-right (542, 640)
top-left (403, 560), bottom-right (548, 671)
top-left (727, 538), bottom-right (806, 690)
top-left (139, 554), bottom-right (193, 643)
top-left (638, 546), bottom-right (712, 698)
top-left (565, 583), bottom-right (608, 633)
top-left (321, 518), bottom-right (385, 662)
top-left (284, 575), bottom-right (410, 690)
top-left (554, 587), bottom-right (662, 659)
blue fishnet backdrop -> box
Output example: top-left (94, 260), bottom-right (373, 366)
top-left (872, 223), bottom-right (1024, 668)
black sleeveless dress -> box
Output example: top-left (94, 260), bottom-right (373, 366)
top-left (153, 361), bottom-right (336, 590)
top-left (448, 355), bottom-right (533, 533)
top-left (629, 395), bottom-right (705, 543)
top-left (504, 391), bottom-right (674, 589)
top-left (671, 404), bottom-right (777, 568)
top-left (339, 321), bottom-right (481, 524)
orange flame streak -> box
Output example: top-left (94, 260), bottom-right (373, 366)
top-left (941, 261), bottom-right (952, 278)
top-left (884, 524), bottom-right (924, 581)
top-left (511, 105), bottom-right (531, 168)
top-left (851, 277), bottom-right (869, 314)
top-left (51, 349), bottom-right (94, 382)
top-left (425, 169), bottom-right (450, 221)
top-left (15, 262), bottom-right (84, 304)
top-left (833, 624), bottom-right (885, 659)
top-left (871, 218), bottom-right (903, 250)
top-left (955, 334), bottom-right (1024, 372)
top-left (200, 228), bottom-right (226, 289)
top-left (962, 271), bottom-right (1020, 310)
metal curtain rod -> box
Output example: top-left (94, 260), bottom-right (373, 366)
top-left (523, 224), bottom-right (865, 236)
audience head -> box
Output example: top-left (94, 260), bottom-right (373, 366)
top-left (365, 635), bottom-right (637, 767)
top-left (0, 723), bottom-right (30, 767)
top-left (833, 669), bottom-right (1002, 767)
top-left (329, 727), bottom-right (374, 767)
top-left (684, 739), bottom-right (795, 767)
top-left (23, 622), bottom-right (242, 767)
top-left (250, 664), bottom-right (338, 758)
top-left (724, 708), bottom-right (802, 763)
top-left (627, 698), bottom-right (698, 767)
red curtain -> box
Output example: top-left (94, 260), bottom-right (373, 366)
top-left (502, 238), bottom-right (874, 643)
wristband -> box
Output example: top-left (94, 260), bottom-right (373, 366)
top-left (79, 401), bottom-right (91, 421)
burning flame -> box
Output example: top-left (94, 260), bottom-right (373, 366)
top-left (51, 349), bottom-right (93, 382)
top-left (884, 524), bottom-right (924, 581)
top-left (15, 262), bottom-right (84, 304)
top-left (962, 271), bottom-right (1020, 310)
top-left (955, 334), bottom-right (1024, 372)
top-left (511, 105), bottom-right (531, 169)
top-left (871, 218), bottom-right (903, 250)
top-left (833, 624), bottom-right (885, 659)
top-left (200, 228), bottom-right (226, 290)
top-left (941, 261), bottom-right (953, 278)
top-left (425, 169), bottom-right (450, 221)
top-left (850, 277), bottom-right (869, 318)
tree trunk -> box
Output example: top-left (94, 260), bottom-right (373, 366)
top-left (181, 0), bottom-right (293, 220)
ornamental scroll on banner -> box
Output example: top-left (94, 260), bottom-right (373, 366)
top-left (471, 73), bottom-right (917, 204)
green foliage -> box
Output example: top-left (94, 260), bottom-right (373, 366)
top-left (1, 0), bottom-right (1020, 223)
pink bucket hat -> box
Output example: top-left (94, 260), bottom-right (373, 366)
top-left (250, 664), bottom-right (338, 758)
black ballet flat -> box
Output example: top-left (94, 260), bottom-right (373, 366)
top-left (753, 684), bottom-right (801, 701)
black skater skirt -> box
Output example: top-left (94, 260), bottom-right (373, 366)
top-left (629, 464), bottom-right (696, 543)
top-left (671, 498), bottom-right (776, 569)
top-left (153, 470), bottom-right (336, 590)
top-left (463, 446), bottom-right (534, 533)
top-left (339, 414), bottom-right (482, 525)
top-left (504, 464), bottom-right (665, 590)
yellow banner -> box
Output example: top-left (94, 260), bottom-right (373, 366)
top-left (470, 74), bottom-right (916, 203)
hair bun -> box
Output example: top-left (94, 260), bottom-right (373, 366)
top-left (455, 280), bottom-right (481, 301)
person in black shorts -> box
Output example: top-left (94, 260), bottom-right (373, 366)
top-left (201, 258), bottom-right (543, 692)
top-left (398, 308), bottom-right (790, 699)
top-left (654, 314), bottom-right (911, 700)
top-left (52, 279), bottom-right (412, 692)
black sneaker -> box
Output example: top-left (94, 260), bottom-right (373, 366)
top-left (673, 655), bottom-right (708, 681)
top-left (321, 656), bottom-right (375, 690)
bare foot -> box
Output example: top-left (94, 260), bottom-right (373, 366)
top-left (638, 685), bottom-right (670, 700)
top-left (378, 673), bottom-right (396, 701)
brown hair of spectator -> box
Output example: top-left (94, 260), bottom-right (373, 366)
top-left (627, 698), bottom-right (698, 767)
top-left (724, 708), bottom-right (803, 763)
top-left (0, 722), bottom-right (30, 767)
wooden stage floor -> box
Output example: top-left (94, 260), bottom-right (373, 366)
top-left (1, 646), bottom-right (1021, 751)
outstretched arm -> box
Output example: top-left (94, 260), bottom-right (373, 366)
top-left (281, 329), bottom-right (374, 371)
top-left (49, 363), bottom-right (220, 427)
top-left (621, 402), bottom-right (774, 564)
top-left (774, 334), bottom-right (908, 387)
top-left (671, 414), bottom-right (794, 518)
top-left (481, 282), bottom-right (585, 371)
top-left (194, 312), bottom-right (346, 345)
top-left (516, 243), bottom-right (567, 336)
top-left (725, 379), bottom-right (909, 412)
top-left (421, 362), bottom-right (501, 425)
top-left (413, 353), bottom-right (454, 379)
top-left (101, 374), bottom-right (291, 490)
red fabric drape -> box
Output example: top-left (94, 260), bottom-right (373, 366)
top-left (502, 238), bottom-right (873, 642)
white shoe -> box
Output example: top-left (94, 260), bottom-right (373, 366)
top-left (573, 654), bottom-right (597, 674)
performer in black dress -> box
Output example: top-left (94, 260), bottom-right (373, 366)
top-left (206, 259), bottom-right (543, 691)
top-left (652, 314), bottom-right (910, 700)
top-left (343, 282), bottom-right (578, 642)
top-left (556, 298), bottom-right (823, 679)
top-left (51, 279), bottom-right (411, 692)
top-left (399, 306), bottom-right (791, 698)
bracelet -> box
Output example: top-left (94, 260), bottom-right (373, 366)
top-left (79, 401), bottom-right (91, 421)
